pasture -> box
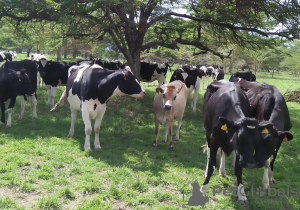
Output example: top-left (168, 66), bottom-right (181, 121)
top-left (0, 56), bottom-right (299, 209)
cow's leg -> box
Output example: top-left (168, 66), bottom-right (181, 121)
top-left (219, 150), bottom-right (226, 177)
top-left (82, 108), bottom-right (92, 152)
top-left (0, 102), bottom-right (5, 124)
top-left (163, 120), bottom-right (169, 143)
top-left (50, 86), bottom-right (57, 107)
top-left (18, 95), bottom-right (26, 120)
top-left (268, 155), bottom-right (275, 185)
top-left (189, 88), bottom-right (194, 110)
top-left (231, 150), bottom-right (236, 166)
top-left (153, 116), bottom-right (160, 147)
top-left (46, 85), bottom-right (52, 105)
top-left (68, 108), bottom-right (78, 137)
top-left (37, 71), bottom-right (41, 88)
top-left (175, 116), bottom-right (182, 142)
top-left (30, 95), bottom-right (37, 118)
top-left (201, 145), bottom-right (218, 194)
top-left (235, 157), bottom-right (247, 204)
top-left (269, 144), bottom-right (281, 184)
top-left (168, 118), bottom-right (174, 149)
top-left (94, 106), bottom-right (106, 150)
top-left (192, 83), bottom-right (200, 112)
top-left (263, 158), bottom-right (271, 190)
top-left (7, 97), bottom-right (16, 128)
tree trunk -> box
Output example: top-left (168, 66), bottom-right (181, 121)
top-left (57, 47), bottom-right (62, 61)
top-left (27, 46), bottom-right (33, 57)
top-left (126, 52), bottom-right (141, 81)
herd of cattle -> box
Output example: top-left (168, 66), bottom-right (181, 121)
top-left (0, 52), bottom-right (294, 204)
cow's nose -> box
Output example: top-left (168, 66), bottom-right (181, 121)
top-left (164, 105), bottom-right (172, 110)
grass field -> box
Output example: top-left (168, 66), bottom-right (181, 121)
top-left (0, 54), bottom-right (299, 209)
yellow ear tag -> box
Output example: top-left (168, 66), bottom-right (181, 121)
top-left (261, 128), bottom-right (268, 134)
top-left (158, 90), bottom-right (162, 94)
top-left (19, 78), bottom-right (21, 82)
top-left (174, 75), bottom-right (177, 78)
top-left (283, 136), bottom-right (288, 142)
top-left (221, 124), bottom-right (227, 131)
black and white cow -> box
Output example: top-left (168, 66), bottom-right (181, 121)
top-left (212, 66), bottom-right (224, 81)
top-left (232, 78), bottom-right (293, 191)
top-left (95, 59), bottom-right (125, 70)
top-left (30, 54), bottom-right (48, 88)
top-left (201, 80), bottom-right (272, 203)
top-left (169, 64), bottom-right (205, 112)
top-left (229, 71), bottom-right (256, 82)
top-left (196, 64), bottom-right (215, 89)
top-left (37, 60), bottom-right (77, 106)
top-left (0, 52), bottom-right (17, 65)
top-left (0, 60), bottom-right (38, 127)
top-left (140, 62), bottom-right (171, 86)
top-left (63, 64), bottom-right (145, 151)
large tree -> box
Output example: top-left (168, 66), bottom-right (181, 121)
top-left (1, 0), bottom-right (299, 79)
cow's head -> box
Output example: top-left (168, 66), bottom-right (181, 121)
top-left (118, 70), bottom-right (145, 99)
top-left (169, 69), bottom-right (185, 83)
top-left (212, 68), bottom-right (224, 81)
top-left (16, 70), bottom-right (35, 96)
top-left (219, 117), bottom-right (272, 168)
top-left (254, 125), bottom-right (293, 167)
top-left (156, 84), bottom-right (183, 110)
top-left (37, 59), bottom-right (50, 76)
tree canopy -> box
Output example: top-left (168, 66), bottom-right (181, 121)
top-left (1, 0), bottom-right (299, 79)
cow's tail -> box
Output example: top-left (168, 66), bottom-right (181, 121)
top-left (50, 90), bottom-right (67, 111)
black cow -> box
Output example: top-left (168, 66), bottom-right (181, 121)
top-left (201, 80), bottom-right (271, 203)
top-left (233, 79), bottom-right (293, 190)
top-left (140, 62), bottom-right (171, 86)
top-left (198, 65), bottom-right (219, 88)
top-left (38, 60), bottom-right (77, 106)
top-left (169, 64), bottom-right (205, 112)
top-left (95, 59), bottom-right (125, 70)
top-left (0, 60), bottom-right (38, 127)
top-left (54, 65), bottom-right (145, 151)
top-left (229, 71), bottom-right (256, 82)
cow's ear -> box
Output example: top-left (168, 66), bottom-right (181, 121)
top-left (278, 131), bottom-right (293, 142)
top-left (156, 88), bottom-right (163, 95)
top-left (219, 117), bottom-right (235, 131)
top-left (258, 123), bottom-right (273, 134)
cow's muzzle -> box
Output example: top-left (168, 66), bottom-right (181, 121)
top-left (164, 105), bottom-right (172, 110)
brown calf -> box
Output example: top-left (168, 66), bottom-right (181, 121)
top-left (153, 80), bottom-right (189, 149)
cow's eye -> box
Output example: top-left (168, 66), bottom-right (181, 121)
top-left (173, 95), bottom-right (176, 100)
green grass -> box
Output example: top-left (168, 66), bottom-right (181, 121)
top-left (0, 55), bottom-right (299, 209)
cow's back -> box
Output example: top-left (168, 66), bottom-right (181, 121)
top-left (238, 80), bottom-right (292, 131)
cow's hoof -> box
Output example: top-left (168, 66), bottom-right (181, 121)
top-left (94, 146), bottom-right (102, 150)
top-left (18, 116), bottom-right (23, 120)
top-left (6, 124), bottom-right (11, 128)
top-left (219, 172), bottom-right (226, 177)
top-left (0, 121), bottom-right (4, 125)
top-left (67, 133), bottom-right (74, 138)
top-left (152, 143), bottom-right (157, 147)
top-left (169, 145), bottom-right (174, 150)
top-left (84, 147), bottom-right (91, 152)
top-left (269, 179), bottom-right (276, 185)
top-left (162, 138), bottom-right (167, 143)
top-left (175, 137), bottom-right (179, 142)
top-left (239, 199), bottom-right (248, 206)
